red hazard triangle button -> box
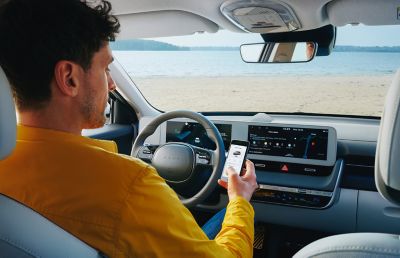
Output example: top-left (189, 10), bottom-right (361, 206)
top-left (281, 164), bottom-right (289, 172)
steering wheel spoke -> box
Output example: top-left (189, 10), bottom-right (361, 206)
top-left (136, 145), bottom-right (159, 163)
top-left (192, 146), bottom-right (214, 167)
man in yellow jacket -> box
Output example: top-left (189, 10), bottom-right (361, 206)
top-left (0, 0), bottom-right (258, 257)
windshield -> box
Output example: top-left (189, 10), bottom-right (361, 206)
top-left (112, 25), bottom-right (400, 117)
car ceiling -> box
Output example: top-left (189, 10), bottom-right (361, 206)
top-left (109, 0), bottom-right (400, 39)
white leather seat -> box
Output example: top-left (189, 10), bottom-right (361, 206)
top-left (294, 70), bottom-right (400, 258)
top-left (0, 66), bottom-right (16, 160)
top-left (0, 67), bottom-right (106, 257)
top-left (294, 233), bottom-right (400, 257)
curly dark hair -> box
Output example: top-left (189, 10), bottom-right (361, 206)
top-left (0, 0), bottom-right (120, 110)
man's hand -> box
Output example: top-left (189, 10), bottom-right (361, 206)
top-left (218, 160), bottom-right (258, 202)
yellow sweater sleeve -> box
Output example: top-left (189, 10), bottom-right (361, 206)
top-left (215, 196), bottom-right (254, 257)
top-left (114, 165), bottom-right (254, 258)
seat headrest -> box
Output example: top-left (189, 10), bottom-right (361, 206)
top-left (0, 66), bottom-right (16, 160)
top-left (375, 69), bottom-right (400, 205)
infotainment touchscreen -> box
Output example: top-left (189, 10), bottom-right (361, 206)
top-left (248, 125), bottom-right (329, 160)
top-left (166, 121), bottom-right (232, 151)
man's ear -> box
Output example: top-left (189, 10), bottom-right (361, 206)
top-left (54, 60), bottom-right (82, 97)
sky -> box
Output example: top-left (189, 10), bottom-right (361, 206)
top-left (151, 25), bottom-right (400, 47)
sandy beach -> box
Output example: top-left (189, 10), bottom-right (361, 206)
top-left (132, 75), bottom-right (392, 117)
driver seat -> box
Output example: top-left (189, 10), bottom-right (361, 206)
top-left (294, 70), bottom-right (400, 257)
top-left (0, 67), bottom-right (106, 257)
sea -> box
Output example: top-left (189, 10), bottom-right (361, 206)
top-left (113, 51), bottom-right (400, 78)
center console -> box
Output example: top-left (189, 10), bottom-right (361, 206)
top-left (244, 123), bottom-right (340, 209)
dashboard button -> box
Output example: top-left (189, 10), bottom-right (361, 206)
top-left (304, 167), bottom-right (317, 173)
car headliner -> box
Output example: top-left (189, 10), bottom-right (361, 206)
top-left (109, 0), bottom-right (400, 39)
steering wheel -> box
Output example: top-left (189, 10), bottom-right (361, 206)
top-left (131, 110), bottom-right (226, 208)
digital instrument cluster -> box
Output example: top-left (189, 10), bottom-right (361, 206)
top-left (166, 121), bottom-right (232, 151)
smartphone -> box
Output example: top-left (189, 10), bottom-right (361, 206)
top-left (221, 140), bottom-right (250, 182)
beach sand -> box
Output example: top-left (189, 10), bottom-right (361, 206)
top-left (132, 75), bottom-right (392, 117)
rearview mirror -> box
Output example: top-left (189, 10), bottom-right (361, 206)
top-left (240, 42), bottom-right (317, 63)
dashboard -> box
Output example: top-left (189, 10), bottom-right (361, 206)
top-left (139, 117), bottom-right (341, 209)
top-left (92, 113), bottom-right (400, 235)
top-left (165, 120), bottom-right (337, 167)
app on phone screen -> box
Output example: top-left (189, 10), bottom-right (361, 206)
top-left (222, 144), bottom-right (248, 178)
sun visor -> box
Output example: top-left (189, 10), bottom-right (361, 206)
top-left (327, 0), bottom-right (400, 26)
top-left (261, 25), bottom-right (336, 56)
top-left (116, 11), bottom-right (219, 39)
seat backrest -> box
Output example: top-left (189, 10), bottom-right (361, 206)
top-left (0, 67), bottom-right (106, 257)
top-left (0, 194), bottom-right (107, 258)
top-left (0, 66), bottom-right (16, 159)
top-left (375, 69), bottom-right (400, 205)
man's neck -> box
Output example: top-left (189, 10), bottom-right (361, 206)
top-left (18, 108), bottom-right (82, 135)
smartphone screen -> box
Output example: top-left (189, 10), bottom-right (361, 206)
top-left (221, 140), bottom-right (249, 181)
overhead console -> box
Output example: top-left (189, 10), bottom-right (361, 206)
top-left (220, 0), bottom-right (301, 33)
